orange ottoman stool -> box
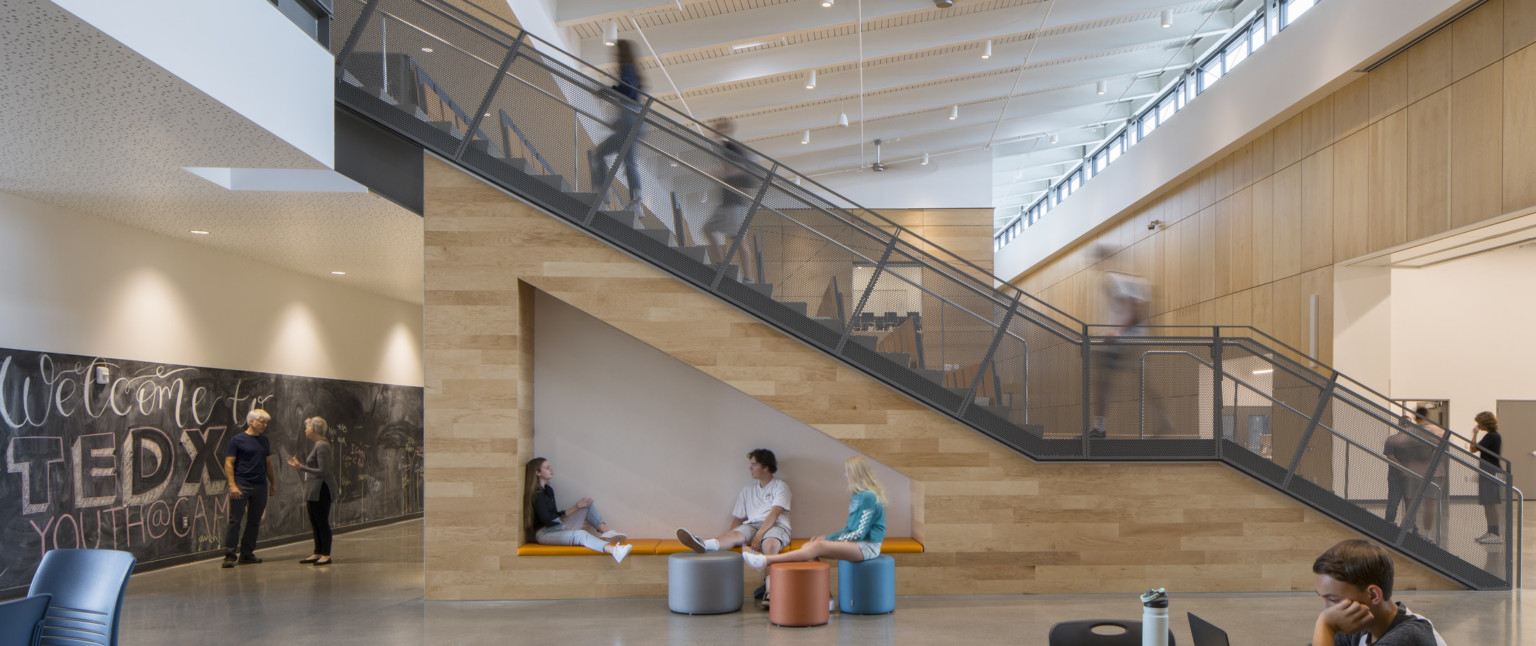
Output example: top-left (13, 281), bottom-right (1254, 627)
top-left (767, 561), bottom-right (830, 627)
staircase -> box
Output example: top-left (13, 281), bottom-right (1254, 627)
top-left (329, 0), bottom-right (1517, 590)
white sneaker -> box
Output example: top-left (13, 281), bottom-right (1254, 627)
top-left (676, 528), bottom-right (706, 553)
top-left (599, 530), bottom-right (628, 543)
top-left (829, 598), bottom-right (837, 612)
top-left (742, 549), bottom-right (767, 573)
top-left (1475, 532), bottom-right (1504, 544)
top-left (611, 543), bottom-right (633, 564)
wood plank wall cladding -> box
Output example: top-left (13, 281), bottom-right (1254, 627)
top-left (421, 157), bottom-right (1454, 600)
top-left (1013, 0), bottom-right (1536, 370)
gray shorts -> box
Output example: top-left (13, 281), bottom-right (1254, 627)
top-left (732, 522), bottom-right (790, 550)
top-left (855, 541), bottom-right (881, 561)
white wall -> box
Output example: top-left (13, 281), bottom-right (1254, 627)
top-left (996, 0), bottom-right (1473, 283)
top-left (532, 290), bottom-right (911, 539)
top-left (0, 191), bottom-right (423, 386)
top-left (807, 148), bottom-right (992, 210)
top-left (1333, 265), bottom-right (1393, 395)
top-left (1391, 246), bottom-right (1536, 433)
top-left (51, 0), bottom-right (335, 166)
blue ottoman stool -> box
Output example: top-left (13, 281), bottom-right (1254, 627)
top-left (838, 555), bottom-right (895, 615)
top-left (668, 552), bottom-right (743, 615)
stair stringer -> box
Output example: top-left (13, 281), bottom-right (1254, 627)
top-left (421, 157), bottom-right (1457, 601)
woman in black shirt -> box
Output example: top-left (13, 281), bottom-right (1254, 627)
top-left (523, 457), bottom-right (632, 562)
top-left (1473, 411), bottom-right (1505, 544)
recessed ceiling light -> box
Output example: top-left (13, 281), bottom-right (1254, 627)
top-left (1253, 368), bottom-right (1274, 375)
top-left (822, 0), bottom-right (833, 6)
top-left (190, 230), bottom-right (210, 235)
top-left (421, 47), bottom-right (434, 53)
top-left (331, 271), bottom-right (347, 276)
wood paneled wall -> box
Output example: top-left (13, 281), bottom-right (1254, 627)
top-left (1013, 0), bottom-right (1536, 368)
top-left (421, 157), bottom-right (1453, 600)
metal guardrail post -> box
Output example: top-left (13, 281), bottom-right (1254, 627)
top-left (1212, 327), bottom-right (1224, 460)
top-left (712, 162), bottom-right (780, 288)
top-left (583, 97), bottom-right (655, 226)
top-left (956, 292), bottom-right (1021, 417)
top-left (1280, 370), bottom-right (1338, 490)
top-left (836, 235), bottom-right (901, 354)
top-left (334, 0), bottom-right (383, 78)
top-left (454, 32), bottom-right (526, 160)
top-left (1081, 324), bottom-right (1092, 451)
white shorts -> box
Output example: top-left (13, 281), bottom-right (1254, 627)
top-left (855, 541), bottom-right (881, 561)
top-left (732, 522), bottom-right (791, 549)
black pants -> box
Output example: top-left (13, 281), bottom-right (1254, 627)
top-left (1384, 471), bottom-right (1404, 524)
top-left (307, 483), bottom-right (333, 556)
top-left (224, 485), bottom-right (268, 557)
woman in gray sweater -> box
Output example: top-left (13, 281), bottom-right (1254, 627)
top-left (287, 416), bottom-right (337, 565)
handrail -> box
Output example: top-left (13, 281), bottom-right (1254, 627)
top-left (384, 0), bottom-right (1084, 327)
top-left (332, 0), bottom-right (1515, 590)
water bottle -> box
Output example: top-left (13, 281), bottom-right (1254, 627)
top-left (1141, 588), bottom-right (1169, 646)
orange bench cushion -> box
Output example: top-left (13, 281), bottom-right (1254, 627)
top-left (608, 537), bottom-right (921, 555)
top-left (516, 539), bottom-right (661, 556)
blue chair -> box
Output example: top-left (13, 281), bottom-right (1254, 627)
top-left (0, 594), bottom-right (51, 646)
top-left (28, 549), bottom-right (136, 646)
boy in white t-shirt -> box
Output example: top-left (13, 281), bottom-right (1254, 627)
top-left (677, 449), bottom-right (790, 605)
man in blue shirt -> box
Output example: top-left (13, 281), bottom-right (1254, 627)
top-left (222, 409), bottom-right (276, 568)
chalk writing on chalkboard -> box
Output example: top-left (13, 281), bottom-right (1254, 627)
top-left (0, 348), bottom-right (423, 592)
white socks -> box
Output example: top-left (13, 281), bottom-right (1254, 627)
top-left (703, 538), bottom-right (720, 552)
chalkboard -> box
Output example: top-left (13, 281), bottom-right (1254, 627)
top-left (0, 347), bottom-right (423, 591)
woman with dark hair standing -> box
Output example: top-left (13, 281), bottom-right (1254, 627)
top-left (287, 416), bottom-right (337, 565)
top-left (589, 39), bottom-right (644, 207)
top-left (1472, 411), bottom-right (1505, 544)
top-left (523, 457), bottom-right (632, 563)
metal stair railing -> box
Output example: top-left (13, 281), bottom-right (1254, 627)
top-left (327, 0), bottom-right (1515, 590)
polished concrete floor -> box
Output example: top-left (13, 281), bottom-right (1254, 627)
top-left (119, 510), bottom-right (1535, 645)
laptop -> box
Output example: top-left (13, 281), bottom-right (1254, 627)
top-left (1189, 612), bottom-right (1232, 646)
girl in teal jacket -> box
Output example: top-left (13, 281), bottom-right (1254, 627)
top-left (744, 456), bottom-right (886, 571)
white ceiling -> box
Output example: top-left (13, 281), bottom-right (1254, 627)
top-left (556, 0), bottom-right (1255, 228)
top-left (0, 0), bottom-right (424, 305)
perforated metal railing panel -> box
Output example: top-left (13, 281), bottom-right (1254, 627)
top-left (330, 0), bottom-right (1515, 590)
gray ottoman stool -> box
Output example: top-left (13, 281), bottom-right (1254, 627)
top-left (667, 552), bottom-right (743, 615)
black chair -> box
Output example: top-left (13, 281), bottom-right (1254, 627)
top-left (1047, 619), bottom-right (1175, 646)
top-left (0, 593), bottom-right (51, 646)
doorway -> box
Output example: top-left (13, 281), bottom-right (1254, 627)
top-left (1496, 401), bottom-right (1536, 496)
